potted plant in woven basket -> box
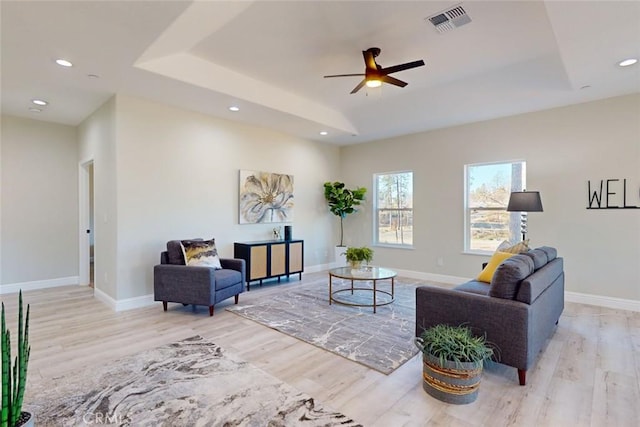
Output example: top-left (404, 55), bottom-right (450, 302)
top-left (1, 290), bottom-right (33, 427)
top-left (414, 324), bottom-right (494, 404)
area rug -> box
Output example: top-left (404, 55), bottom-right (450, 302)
top-left (26, 336), bottom-right (361, 427)
top-left (227, 276), bottom-right (422, 374)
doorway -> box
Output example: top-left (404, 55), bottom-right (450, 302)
top-left (79, 160), bottom-right (95, 288)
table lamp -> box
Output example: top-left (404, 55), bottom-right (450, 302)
top-left (506, 190), bottom-right (543, 241)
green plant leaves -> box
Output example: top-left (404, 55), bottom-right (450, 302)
top-left (417, 324), bottom-right (494, 368)
top-left (323, 182), bottom-right (367, 246)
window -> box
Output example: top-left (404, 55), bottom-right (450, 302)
top-left (374, 171), bottom-right (413, 246)
top-left (465, 161), bottom-right (525, 253)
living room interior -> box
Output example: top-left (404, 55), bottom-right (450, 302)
top-left (1, 1), bottom-right (639, 426)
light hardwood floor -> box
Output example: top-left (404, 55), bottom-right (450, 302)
top-left (3, 272), bottom-right (639, 426)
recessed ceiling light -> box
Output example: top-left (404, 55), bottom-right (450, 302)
top-left (618, 58), bottom-right (638, 67)
top-left (32, 99), bottom-right (48, 106)
top-left (229, 106), bottom-right (240, 112)
top-left (55, 59), bottom-right (73, 67)
top-left (28, 107), bottom-right (42, 113)
top-left (319, 131), bottom-right (328, 136)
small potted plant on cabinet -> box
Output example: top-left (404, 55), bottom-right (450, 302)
top-left (414, 324), bottom-right (494, 405)
top-left (1, 290), bottom-right (33, 427)
top-left (344, 246), bottom-right (374, 270)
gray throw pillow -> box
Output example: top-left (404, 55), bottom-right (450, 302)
top-left (489, 255), bottom-right (534, 299)
top-left (166, 240), bottom-right (185, 265)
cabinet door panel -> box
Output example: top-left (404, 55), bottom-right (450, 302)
top-left (270, 243), bottom-right (286, 276)
top-left (289, 242), bottom-right (303, 273)
top-left (249, 246), bottom-right (267, 280)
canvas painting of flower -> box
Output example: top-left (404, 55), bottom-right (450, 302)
top-left (239, 170), bottom-right (294, 224)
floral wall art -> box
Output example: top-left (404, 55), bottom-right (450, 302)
top-left (239, 170), bottom-right (294, 224)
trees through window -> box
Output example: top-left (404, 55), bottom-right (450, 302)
top-left (465, 161), bottom-right (526, 252)
top-left (374, 171), bottom-right (413, 246)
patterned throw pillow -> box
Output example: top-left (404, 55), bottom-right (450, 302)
top-left (180, 239), bottom-right (222, 269)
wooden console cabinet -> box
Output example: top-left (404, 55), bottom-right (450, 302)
top-left (234, 239), bottom-right (303, 290)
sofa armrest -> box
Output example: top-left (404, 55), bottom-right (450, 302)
top-left (153, 264), bottom-right (216, 305)
top-left (416, 285), bottom-right (531, 369)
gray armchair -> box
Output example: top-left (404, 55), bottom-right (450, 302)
top-left (154, 240), bottom-right (245, 316)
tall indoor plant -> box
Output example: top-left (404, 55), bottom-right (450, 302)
top-left (1, 291), bottom-right (32, 427)
top-left (323, 182), bottom-right (367, 247)
top-left (415, 324), bottom-right (494, 405)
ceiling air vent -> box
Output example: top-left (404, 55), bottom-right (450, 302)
top-left (426, 4), bottom-right (471, 34)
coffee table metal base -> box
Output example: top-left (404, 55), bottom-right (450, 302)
top-left (328, 267), bottom-right (397, 313)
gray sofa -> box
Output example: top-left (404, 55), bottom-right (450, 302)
top-left (415, 246), bottom-right (564, 385)
top-left (154, 240), bottom-right (245, 316)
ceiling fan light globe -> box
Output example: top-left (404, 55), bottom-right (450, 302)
top-left (366, 79), bottom-right (382, 88)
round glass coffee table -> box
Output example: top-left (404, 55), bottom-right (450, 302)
top-left (328, 266), bottom-right (397, 313)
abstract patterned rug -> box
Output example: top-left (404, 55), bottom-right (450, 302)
top-left (227, 277), bottom-right (422, 374)
top-left (26, 336), bottom-right (361, 427)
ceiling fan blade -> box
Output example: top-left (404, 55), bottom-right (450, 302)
top-left (350, 79), bottom-right (367, 94)
top-left (381, 75), bottom-right (408, 88)
top-left (363, 49), bottom-right (378, 71)
top-left (324, 73), bottom-right (365, 78)
top-left (381, 60), bottom-right (425, 75)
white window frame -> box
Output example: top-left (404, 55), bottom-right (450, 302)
top-left (373, 170), bottom-right (414, 248)
top-left (464, 160), bottom-right (526, 254)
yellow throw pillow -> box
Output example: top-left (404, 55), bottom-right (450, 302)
top-left (477, 251), bottom-right (515, 283)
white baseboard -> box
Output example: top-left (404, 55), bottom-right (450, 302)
top-left (565, 291), bottom-right (640, 313)
top-left (93, 287), bottom-right (116, 310)
top-left (93, 287), bottom-right (155, 311)
top-left (8, 272), bottom-right (637, 314)
top-left (0, 276), bottom-right (79, 295)
top-left (305, 263), bottom-right (334, 273)
top-left (394, 269), bottom-right (469, 287)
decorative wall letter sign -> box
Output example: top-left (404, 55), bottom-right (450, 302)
top-left (587, 179), bottom-right (640, 209)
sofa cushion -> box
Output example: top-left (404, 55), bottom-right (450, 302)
top-left (477, 251), bottom-right (515, 283)
top-left (180, 239), bottom-right (222, 269)
top-left (214, 269), bottom-right (243, 290)
top-left (455, 280), bottom-right (491, 296)
top-left (537, 246), bottom-right (557, 262)
top-left (522, 248), bottom-right (548, 270)
top-left (516, 257), bottom-right (563, 304)
top-left (489, 254), bottom-right (534, 299)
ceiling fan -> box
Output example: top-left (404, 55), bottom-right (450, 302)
top-left (324, 47), bottom-right (425, 94)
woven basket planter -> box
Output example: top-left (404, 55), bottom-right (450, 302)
top-left (421, 352), bottom-right (483, 405)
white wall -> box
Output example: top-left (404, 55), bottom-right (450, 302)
top-left (112, 95), bottom-right (340, 299)
top-left (77, 97), bottom-right (118, 299)
top-left (340, 94), bottom-right (640, 302)
top-left (1, 115), bottom-right (78, 288)
top-left (5, 93), bottom-right (637, 306)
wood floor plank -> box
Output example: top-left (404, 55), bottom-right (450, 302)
top-left (2, 276), bottom-right (638, 427)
